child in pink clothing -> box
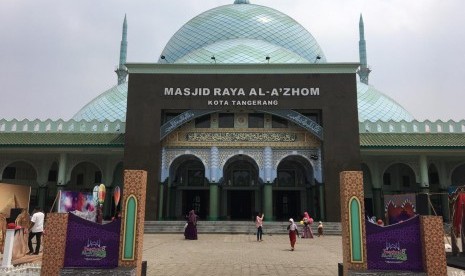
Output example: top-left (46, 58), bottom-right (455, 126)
top-left (255, 212), bottom-right (264, 241)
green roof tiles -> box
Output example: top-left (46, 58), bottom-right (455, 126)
top-left (360, 133), bottom-right (465, 148)
top-left (0, 133), bottom-right (124, 147)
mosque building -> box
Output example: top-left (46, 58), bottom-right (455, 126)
top-left (1, 0), bottom-right (464, 222)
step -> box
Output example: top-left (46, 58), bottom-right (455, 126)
top-left (144, 221), bottom-right (342, 235)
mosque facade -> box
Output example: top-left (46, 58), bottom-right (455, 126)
top-left (1, 0), bottom-right (465, 222)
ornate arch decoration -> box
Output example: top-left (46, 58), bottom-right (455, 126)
top-left (222, 154), bottom-right (262, 185)
top-left (160, 110), bottom-right (220, 140)
top-left (168, 153), bottom-right (208, 173)
top-left (274, 153), bottom-right (313, 170)
top-left (257, 109), bottom-right (323, 140)
top-left (274, 152), bottom-right (322, 184)
top-left (160, 109), bottom-right (323, 141)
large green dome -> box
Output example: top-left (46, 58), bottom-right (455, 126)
top-left (158, 2), bottom-right (326, 64)
top-left (73, 0), bottom-right (414, 122)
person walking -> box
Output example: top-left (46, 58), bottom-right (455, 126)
top-left (301, 211), bottom-right (314, 239)
top-left (28, 207), bottom-right (44, 255)
top-left (317, 221), bottom-right (324, 237)
top-left (287, 218), bottom-right (299, 251)
top-left (184, 209), bottom-right (199, 240)
top-left (255, 212), bottom-right (264, 242)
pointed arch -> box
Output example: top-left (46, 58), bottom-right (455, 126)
top-left (276, 155), bottom-right (314, 187)
top-left (349, 196), bottom-right (364, 263)
top-left (223, 154), bottom-right (260, 186)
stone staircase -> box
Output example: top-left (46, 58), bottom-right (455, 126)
top-left (144, 221), bottom-right (342, 235)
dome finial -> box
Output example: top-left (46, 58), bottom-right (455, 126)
top-left (234, 0), bottom-right (250, 4)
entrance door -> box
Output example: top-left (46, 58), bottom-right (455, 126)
top-left (274, 191), bottom-right (301, 220)
top-left (229, 191), bottom-right (254, 220)
top-left (183, 190), bottom-right (208, 219)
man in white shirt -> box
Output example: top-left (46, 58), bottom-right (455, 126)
top-left (28, 207), bottom-right (44, 255)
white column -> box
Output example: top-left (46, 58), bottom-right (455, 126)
top-left (57, 153), bottom-right (68, 186)
top-left (419, 155), bottom-right (430, 189)
top-left (1, 229), bottom-right (15, 268)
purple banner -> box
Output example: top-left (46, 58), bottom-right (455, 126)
top-left (64, 213), bottom-right (121, 268)
top-left (366, 215), bottom-right (423, 271)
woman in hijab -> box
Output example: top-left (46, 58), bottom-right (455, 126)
top-left (184, 209), bottom-right (198, 240)
top-left (287, 218), bottom-right (299, 251)
top-left (301, 211), bottom-right (314, 239)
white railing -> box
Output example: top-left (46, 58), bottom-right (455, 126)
top-left (0, 263), bottom-right (41, 275)
top-left (359, 120), bottom-right (465, 134)
top-left (1, 119), bottom-right (464, 134)
top-left (0, 119), bottom-right (125, 134)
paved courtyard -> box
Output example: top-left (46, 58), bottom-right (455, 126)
top-left (142, 234), bottom-right (465, 276)
top-left (1, 233), bottom-right (464, 275)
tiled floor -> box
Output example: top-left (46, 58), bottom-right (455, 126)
top-left (1, 234), bottom-right (464, 275)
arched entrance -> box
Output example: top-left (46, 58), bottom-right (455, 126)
top-left (274, 156), bottom-right (313, 220)
top-left (169, 155), bottom-right (208, 219)
top-left (382, 163), bottom-right (418, 194)
top-left (452, 163), bottom-right (465, 186)
top-left (223, 155), bottom-right (259, 220)
top-left (68, 162), bottom-right (102, 192)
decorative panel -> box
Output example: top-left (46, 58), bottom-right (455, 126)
top-left (340, 171), bottom-right (367, 275)
top-left (41, 213), bottom-right (69, 276)
top-left (420, 216), bottom-right (447, 275)
top-left (118, 170), bottom-right (147, 276)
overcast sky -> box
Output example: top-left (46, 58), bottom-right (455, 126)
top-left (0, 0), bottom-right (464, 121)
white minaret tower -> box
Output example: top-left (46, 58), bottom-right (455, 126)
top-left (357, 14), bottom-right (371, 85)
top-left (115, 15), bottom-right (128, 85)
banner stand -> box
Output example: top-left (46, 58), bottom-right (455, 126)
top-left (41, 170), bottom-right (147, 276)
top-left (340, 171), bottom-right (447, 276)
